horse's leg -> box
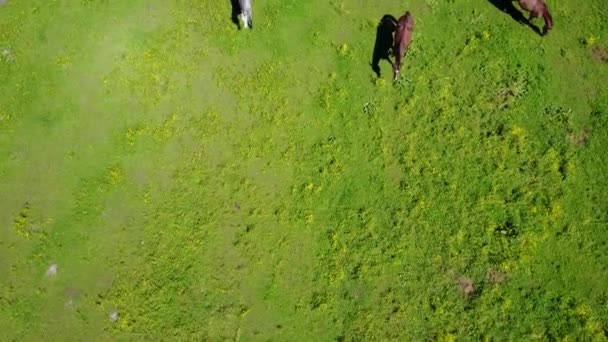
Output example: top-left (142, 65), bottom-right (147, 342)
top-left (393, 62), bottom-right (400, 81)
top-left (528, 8), bottom-right (540, 22)
top-left (240, 13), bottom-right (249, 28)
top-left (526, 9), bottom-right (545, 35)
top-left (393, 52), bottom-right (402, 81)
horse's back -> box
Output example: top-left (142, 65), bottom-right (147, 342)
top-left (392, 11), bottom-right (414, 80)
top-left (239, 0), bottom-right (251, 10)
top-left (519, 0), bottom-right (545, 13)
top-left (395, 12), bottom-right (414, 45)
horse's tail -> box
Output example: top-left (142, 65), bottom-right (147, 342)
top-left (542, 7), bottom-right (553, 32)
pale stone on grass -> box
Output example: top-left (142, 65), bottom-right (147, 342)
top-left (46, 263), bottom-right (58, 276)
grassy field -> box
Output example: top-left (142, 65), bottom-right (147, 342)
top-left (1, 0), bottom-right (607, 340)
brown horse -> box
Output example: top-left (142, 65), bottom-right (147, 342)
top-left (518, 0), bottom-right (553, 35)
top-left (393, 11), bottom-right (414, 81)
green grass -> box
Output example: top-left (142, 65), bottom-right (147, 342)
top-left (1, 0), bottom-right (607, 340)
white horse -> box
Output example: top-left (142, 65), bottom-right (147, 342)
top-left (239, 0), bottom-right (253, 29)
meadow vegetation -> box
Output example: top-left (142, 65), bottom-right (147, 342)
top-left (1, 0), bottom-right (607, 340)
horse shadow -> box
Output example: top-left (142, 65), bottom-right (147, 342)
top-left (371, 15), bottom-right (398, 78)
top-left (485, 0), bottom-right (542, 36)
top-left (230, 0), bottom-right (241, 29)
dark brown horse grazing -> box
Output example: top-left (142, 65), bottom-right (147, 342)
top-left (393, 11), bottom-right (414, 81)
top-left (518, 0), bottom-right (553, 35)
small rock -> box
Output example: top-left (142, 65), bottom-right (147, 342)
top-left (593, 46), bottom-right (608, 64)
top-left (109, 311), bottom-right (119, 322)
top-left (46, 263), bottom-right (58, 276)
top-left (1, 49), bottom-right (15, 63)
top-left (457, 276), bottom-right (476, 297)
top-left (568, 129), bottom-right (589, 146)
top-left (487, 269), bottom-right (507, 285)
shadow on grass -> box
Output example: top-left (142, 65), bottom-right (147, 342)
top-left (230, 0), bottom-right (241, 29)
top-left (371, 14), bottom-right (398, 78)
top-left (485, 0), bottom-right (542, 36)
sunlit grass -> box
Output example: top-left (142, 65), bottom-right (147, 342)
top-left (0, 0), bottom-right (607, 340)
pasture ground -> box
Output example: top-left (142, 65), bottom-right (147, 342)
top-left (1, 0), bottom-right (607, 340)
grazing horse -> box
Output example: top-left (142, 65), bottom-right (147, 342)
top-left (239, 0), bottom-right (253, 29)
top-left (393, 11), bottom-right (414, 81)
top-left (518, 0), bottom-right (553, 35)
